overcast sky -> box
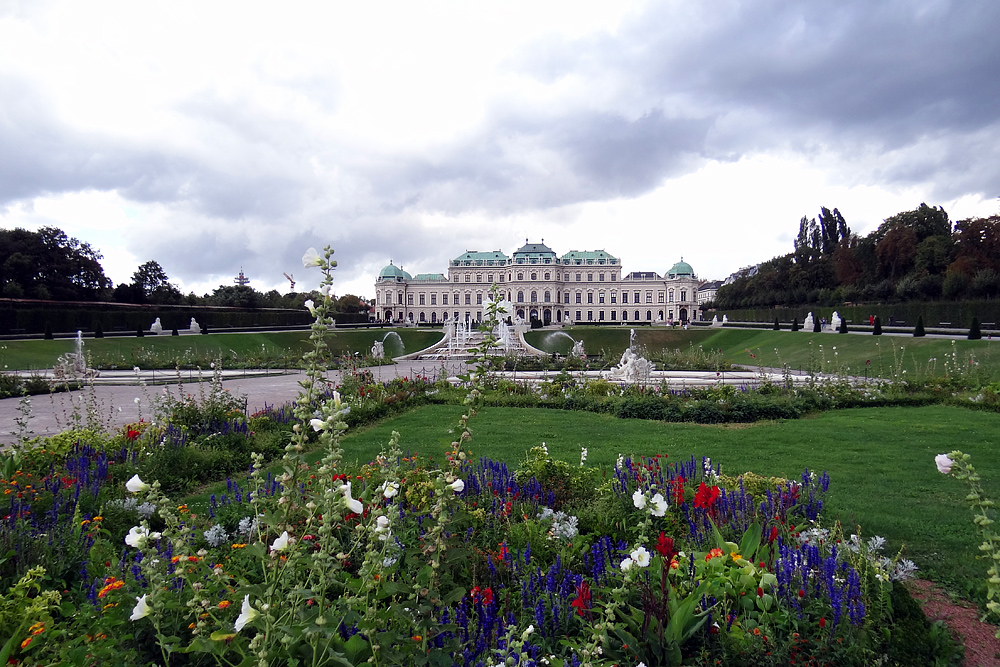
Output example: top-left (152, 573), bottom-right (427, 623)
top-left (2, 0), bottom-right (998, 298)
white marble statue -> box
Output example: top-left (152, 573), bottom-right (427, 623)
top-left (189, 318), bottom-right (201, 334)
top-left (150, 317), bottom-right (163, 334)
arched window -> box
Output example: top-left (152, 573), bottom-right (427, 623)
top-left (543, 291), bottom-right (551, 302)
top-left (517, 273), bottom-right (524, 281)
top-left (517, 291), bottom-right (524, 302)
top-left (419, 312), bottom-right (426, 322)
top-left (634, 310), bottom-right (640, 321)
top-left (530, 291), bottom-right (537, 302)
top-left (544, 272), bottom-right (550, 280)
top-left (646, 310), bottom-right (652, 320)
top-left (531, 272), bottom-right (537, 280)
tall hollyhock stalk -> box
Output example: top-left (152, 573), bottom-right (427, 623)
top-left (936, 450), bottom-right (1000, 638)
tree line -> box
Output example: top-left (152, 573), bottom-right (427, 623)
top-left (0, 226), bottom-right (370, 315)
top-left (713, 204), bottom-right (1000, 309)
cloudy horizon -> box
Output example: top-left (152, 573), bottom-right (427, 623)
top-left (1, 0), bottom-right (998, 300)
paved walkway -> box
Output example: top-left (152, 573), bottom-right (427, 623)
top-left (0, 360), bottom-right (469, 444)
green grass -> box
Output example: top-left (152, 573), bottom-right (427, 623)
top-left (0, 329), bottom-right (443, 370)
top-left (218, 402), bottom-right (998, 598)
top-left (525, 326), bottom-right (1000, 381)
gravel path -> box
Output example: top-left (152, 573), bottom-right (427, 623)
top-left (0, 360), bottom-right (467, 444)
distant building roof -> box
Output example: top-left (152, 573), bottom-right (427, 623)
top-left (667, 259), bottom-right (695, 278)
top-left (413, 273), bottom-right (447, 281)
top-left (560, 249), bottom-right (619, 265)
top-left (623, 271), bottom-right (662, 281)
top-left (451, 250), bottom-right (509, 266)
top-left (378, 262), bottom-right (411, 281)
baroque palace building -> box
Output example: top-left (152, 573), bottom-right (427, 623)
top-left (374, 241), bottom-right (701, 326)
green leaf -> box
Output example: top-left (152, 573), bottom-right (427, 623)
top-left (738, 522), bottom-right (763, 560)
top-left (343, 633), bottom-right (371, 665)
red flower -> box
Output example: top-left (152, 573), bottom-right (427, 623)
top-left (654, 532), bottom-right (677, 559)
top-left (125, 429), bottom-right (140, 442)
top-left (571, 581), bottom-right (591, 617)
top-left (757, 587), bottom-right (764, 597)
top-left (768, 525), bottom-right (778, 544)
top-left (482, 587), bottom-right (494, 605)
top-left (819, 617), bottom-right (826, 628)
top-left (694, 482), bottom-right (720, 509)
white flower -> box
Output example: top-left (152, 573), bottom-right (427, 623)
top-left (126, 475), bottom-right (149, 493)
top-left (522, 624), bottom-right (535, 641)
top-left (270, 531), bottom-right (290, 552)
top-left (130, 594), bottom-right (151, 621)
top-left (133, 366), bottom-right (140, 373)
top-left (374, 515), bottom-right (391, 535)
top-left (620, 556), bottom-right (634, 571)
top-left (235, 594), bottom-right (258, 632)
top-left (125, 525), bottom-right (151, 548)
top-left (331, 390), bottom-right (342, 406)
top-left (321, 284), bottom-right (333, 297)
top-left (449, 479), bottom-right (465, 493)
top-left (339, 482), bottom-right (364, 514)
top-left (302, 247), bottom-right (322, 267)
top-left (632, 489), bottom-right (646, 510)
top-left (382, 556), bottom-right (398, 568)
top-left (309, 418), bottom-right (325, 432)
top-left (630, 546), bottom-right (651, 568)
top-left (650, 493), bottom-right (668, 517)
top-left (381, 481), bottom-right (400, 499)
top-left (304, 299), bottom-right (317, 315)
top-left (935, 454), bottom-right (953, 474)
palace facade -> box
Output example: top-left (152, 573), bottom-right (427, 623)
top-left (374, 241), bottom-right (702, 325)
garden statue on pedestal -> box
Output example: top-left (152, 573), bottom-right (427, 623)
top-left (150, 318), bottom-right (164, 335)
top-left (802, 312), bottom-right (814, 331)
top-left (188, 318), bottom-right (201, 334)
top-left (831, 312), bottom-right (841, 332)
top-left (372, 340), bottom-right (385, 359)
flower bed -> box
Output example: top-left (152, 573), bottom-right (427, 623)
top-left (0, 248), bottom-right (970, 666)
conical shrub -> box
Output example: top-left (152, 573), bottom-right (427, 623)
top-left (969, 316), bottom-right (982, 340)
top-left (913, 315), bottom-right (925, 337)
top-left (873, 316), bottom-right (883, 335)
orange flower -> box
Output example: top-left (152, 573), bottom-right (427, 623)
top-left (20, 636), bottom-right (33, 649)
top-left (705, 548), bottom-right (725, 561)
top-left (218, 600), bottom-right (231, 609)
top-left (412, 635), bottom-right (422, 642)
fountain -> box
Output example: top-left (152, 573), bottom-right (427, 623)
top-left (371, 340), bottom-right (385, 359)
top-left (571, 339), bottom-right (586, 359)
top-left (54, 330), bottom-right (96, 379)
top-left (380, 331), bottom-right (404, 356)
top-left (608, 328), bottom-right (654, 384)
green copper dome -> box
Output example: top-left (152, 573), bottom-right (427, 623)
top-left (378, 262), bottom-right (411, 281)
top-left (667, 259), bottom-right (694, 278)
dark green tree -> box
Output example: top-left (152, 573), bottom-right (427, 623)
top-left (131, 261), bottom-right (183, 304)
top-left (791, 317), bottom-right (799, 332)
top-left (813, 317), bottom-right (821, 333)
top-left (94, 323), bottom-right (104, 338)
top-left (873, 316), bottom-right (883, 335)
top-left (913, 315), bottom-right (925, 337)
top-left (0, 226), bottom-right (111, 300)
top-left (838, 317), bottom-right (848, 334)
top-left (773, 317), bottom-right (780, 330)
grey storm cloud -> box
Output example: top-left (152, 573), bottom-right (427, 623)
top-left (3, 0), bottom-right (1000, 287)
top-left (369, 108), bottom-right (711, 214)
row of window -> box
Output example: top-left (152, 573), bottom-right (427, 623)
top-left (377, 289), bottom-right (690, 306)
top-left (451, 271), bottom-right (620, 283)
top-left (382, 309), bottom-right (691, 323)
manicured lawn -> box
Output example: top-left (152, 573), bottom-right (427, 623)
top-left (0, 329), bottom-right (444, 370)
top-left (525, 326), bottom-right (1000, 381)
top-left (286, 403), bottom-right (1000, 597)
